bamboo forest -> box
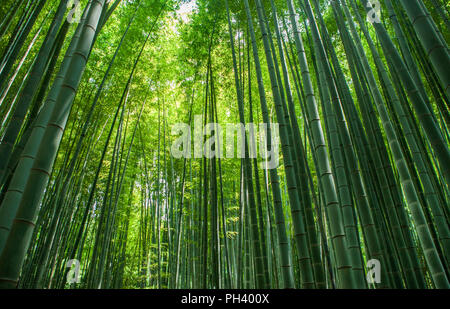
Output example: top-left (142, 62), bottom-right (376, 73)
top-left (0, 0), bottom-right (448, 291)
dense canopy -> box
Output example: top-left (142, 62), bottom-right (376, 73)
top-left (0, 0), bottom-right (448, 289)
